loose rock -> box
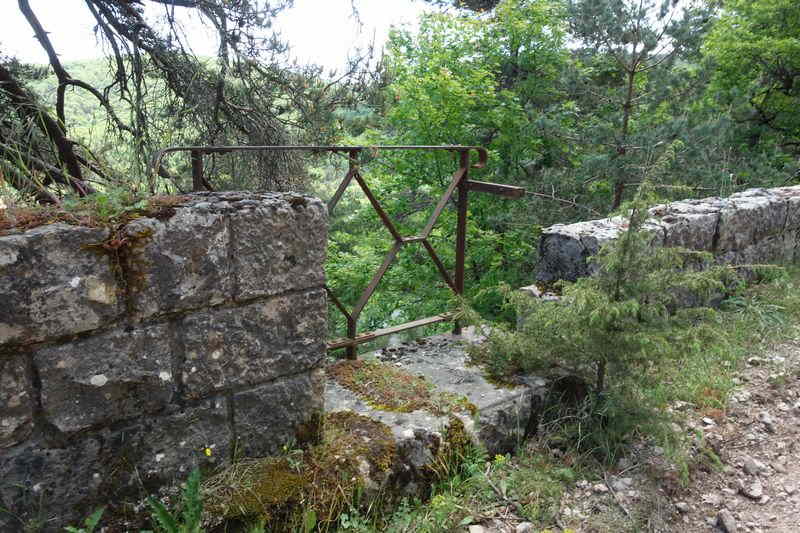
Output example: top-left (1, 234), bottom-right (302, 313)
top-left (717, 509), bottom-right (738, 533)
top-left (740, 480), bottom-right (764, 500)
top-left (742, 456), bottom-right (766, 476)
top-left (515, 522), bottom-right (534, 533)
top-left (757, 411), bottom-right (777, 433)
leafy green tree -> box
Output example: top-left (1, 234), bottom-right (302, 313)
top-left (352, 0), bottom-right (565, 316)
top-left (704, 0), bottom-right (800, 150)
top-left (566, 0), bottom-right (715, 208)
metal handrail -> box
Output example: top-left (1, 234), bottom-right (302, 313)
top-left (149, 145), bottom-right (523, 358)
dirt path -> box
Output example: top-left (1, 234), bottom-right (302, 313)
top-left (676, 339), bottom-right (800, 533)
top-left (545, 338), bottom-right (800, 533)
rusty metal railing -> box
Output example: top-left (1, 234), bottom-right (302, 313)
top-left (150, 145), bottom-right (524, 358)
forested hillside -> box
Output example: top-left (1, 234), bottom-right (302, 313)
top-left (2, 0), bottom-right (799, 334)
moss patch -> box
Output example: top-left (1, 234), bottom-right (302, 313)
top-left (327, 358), bottom-right (477, 416)
top-left (0, 194), bottom-right (186, 235)
top-left (202, 411), bottom-right (396, 530)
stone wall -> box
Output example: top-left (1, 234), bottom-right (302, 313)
top-left (536, 186), bottom-right (800, 283)
top-left (0, 192), bottom-right (327, 530)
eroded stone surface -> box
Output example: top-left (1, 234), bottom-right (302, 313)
top-left (536, 185), bottom-right (800, 283)
top-left (717, 194), bottom-right (788, 253)
top-left (180, 289), bottom-right (326, 399)
top-left (232, 368), bottom-right (326, 458)
top-left (117, 396), bottom-right (234, 485)
top-left (0, 437), bottom-right (103, 531)
top-left (0, 224), bottom-right (122, 344)
top-left (377, 334), bottom-right (547, 454)
top-left (124, 209), bottom-right (231, 319)
top-left (657, 201), bottom-right (720, 251)
top-left (0, 355), bottom-right (33, 448)
top-left (324, 333), bottom-right (548, 496)
top-left (35, 324), bottom-right (175, 433)
top-left (325, 379), bottom-right (455, 496)
top-left (230, 194), bottom-right (327, 300)
top-left (0, 396), bottom-right (231, 532)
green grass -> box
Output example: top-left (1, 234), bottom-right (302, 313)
top-left (330, 449), bottom-right (568, 533)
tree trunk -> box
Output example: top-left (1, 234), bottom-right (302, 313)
top-left (0, 63), bottom-right (92, 196)
top-left (612, 68), bottom-right (638, 210)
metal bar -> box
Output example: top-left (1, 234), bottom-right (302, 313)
top-left (351, 241), bottom-right (403, 321)
top-left (466, 180), bottom-right (525, 198)
top-left (420, 167), bottom-right (467, 239)
top-left (327, 313), bottom-right (453, 350)
top-left (145, 144), bottom-right (510, 354)
top-left (190, 150), bottom-right (203, 192)
top-left (148, 145), bottom-right (489, 184)
top-left (354, 171), bottom-right (404, 243)
top-left (325, 287), bottom-right (352, 322)
top-left (328, 167), bottom-right (357, 215)
top-left (453, 151), bottom-right (470, 335)
top-left (421, 238), bottom-right (456, 290)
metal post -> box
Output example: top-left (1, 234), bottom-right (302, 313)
top-left (346, 149), bottom-right (360, 359)
top-left (190, 150), bottom-right (203, 192)
top-left (453, 150), bottom-right (470, 335)
top-left (346, 317), bottom-right (358, 360)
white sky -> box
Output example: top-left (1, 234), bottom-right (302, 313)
top-left (0, 0), bottom-right (428, 69)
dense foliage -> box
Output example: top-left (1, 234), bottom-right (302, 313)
top-left (2, 0), bottom-right (799, 337)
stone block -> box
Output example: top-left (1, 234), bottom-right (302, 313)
top-left (231, 368), bottom-right (325, 458)
top-left (124, 208), bottom-right (231, 319)
top-left (324, 334), bottom-right (549, 498)
top-left (180, 288), bottom-right (326, 399)
top-left (34, 324), bottom-right (175, 433)
top-left (717, 194), bottom-right (787, 252)
top-left (324, 379), bottom-right (453, 497)
top-left (717, 234), bottom-right (794, 268)
top-left (0, 437), bottom-right (103, 531)
top-left (771, 186), bottom-right (800, 230)
top-left (784, 230), bottom-right (800, 261)
top-left (536, 217), bottom-right (663, 282)
top-left (0, 395), bottom-right (231, 532)
top-left (0, 224), bottom-right (122, 345)
top-left (110, 396), bottom-right (234, 486)
top-left (0, 354), bottom-right (33, 448)
top-left (229, 194), bottom-right (327, 300)
top-left (536, 218), bottom-right (625, 282)
top-left (657, 201), bottom-right (720, 251)
top-left (376, 334), bottom-right (547, 455)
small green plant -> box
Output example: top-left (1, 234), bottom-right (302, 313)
top-left (64, 508), bottom-right (105, 533)
top-left (62, 188), bottom-right (149, 223)
top-left (301, 509), bottom-right (317, 533)
top-left (147, 469), bottom-right (203, 533)
top-left (477, 163), bottom-right (737, 386)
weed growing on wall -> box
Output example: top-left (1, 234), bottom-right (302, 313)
top-left (0, 189), bottom-right (187, 235)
